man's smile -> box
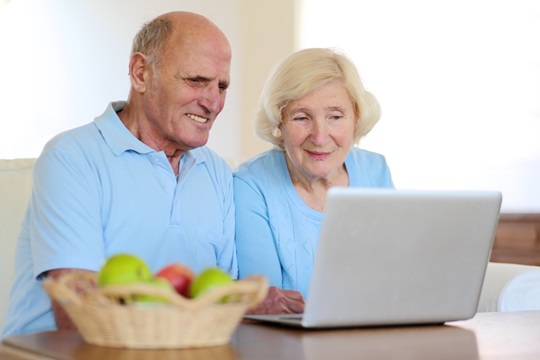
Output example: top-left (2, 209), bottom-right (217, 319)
top-left (187, 113), bottom-right (209, 123)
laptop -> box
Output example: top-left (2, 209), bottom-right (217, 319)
top-left (244, 187), bottom-right (502, 328)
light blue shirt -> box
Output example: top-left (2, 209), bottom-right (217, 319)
top-left (234, 148), bottom-right (393, 297)
top-left (2, 102), bottom-right (236, 338)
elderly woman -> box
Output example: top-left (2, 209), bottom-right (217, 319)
top-left (234, 48), bottom-right (394, 299)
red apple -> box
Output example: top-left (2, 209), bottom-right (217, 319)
top-left (155, 263), bottom-right (195, 298)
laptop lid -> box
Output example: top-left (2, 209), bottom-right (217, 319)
top-left (246, 188), bottom-right (502, 328)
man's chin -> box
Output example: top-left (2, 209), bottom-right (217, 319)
top-left (184, 136), bottom-right (210, 151)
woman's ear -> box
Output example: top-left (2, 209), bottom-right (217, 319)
top-left (128, 52), bottom-right (149, 93)
top-left (272, 126), bottom-right (282, 138)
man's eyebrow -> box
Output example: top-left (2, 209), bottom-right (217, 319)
top-left (186, 75), bottom-right (210, 81)
top-left (182, 74), bottom-right (229, 89)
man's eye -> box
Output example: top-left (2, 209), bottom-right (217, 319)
top-left (186, 78), bottom-right (205, 86)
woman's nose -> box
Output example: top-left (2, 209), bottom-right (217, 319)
top-left (310, 120), bottom-right (330, 145)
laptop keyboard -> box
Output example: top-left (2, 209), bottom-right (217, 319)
top-left (279, 314), bottom-right (304, 320)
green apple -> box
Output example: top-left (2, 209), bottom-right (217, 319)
top-left (98, 253), bottom-right (152, 286)
top-left (189, 267), bottom-right (233, 299)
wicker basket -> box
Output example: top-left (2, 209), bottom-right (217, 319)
top-left (43, 272), bottom-right (268, 349)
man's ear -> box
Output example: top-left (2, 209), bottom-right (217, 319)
top-left (128, 52), bottom-right (149, 93)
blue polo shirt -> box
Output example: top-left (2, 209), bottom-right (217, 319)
top-left (234, 148), bottom-right (393, 297)
top-left (2, 101), bottom-right (236, 338)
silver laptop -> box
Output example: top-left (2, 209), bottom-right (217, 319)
top-left (245, 188), bottom-right (502, 328)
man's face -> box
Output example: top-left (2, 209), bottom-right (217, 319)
top-left (141, 28), bottom-right (231, 153)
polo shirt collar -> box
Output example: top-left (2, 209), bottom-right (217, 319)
top-left (94, 101), bottom-right (206, 165)
top-left (93, 101), bottom-right (152, 156)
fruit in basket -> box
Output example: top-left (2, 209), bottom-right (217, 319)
top-left (189, 267), bottom-right (233, 299)
top-left (155, 263), bottom-right (195, 298)
top-left (134, 278), bottom-right (175, 304)
top-left (98, 253), bottom-right (152, 286)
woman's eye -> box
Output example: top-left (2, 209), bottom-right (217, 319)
top-left (294, 116), bottom-right (308, 121)
top-left (329, 113), bottom-right (344, 120)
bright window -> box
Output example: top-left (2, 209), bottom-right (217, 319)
top-left (298, 0), bottom-right (540, 212)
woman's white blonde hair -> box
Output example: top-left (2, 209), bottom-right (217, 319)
top-left (255, 48), bottom-right (381, 150)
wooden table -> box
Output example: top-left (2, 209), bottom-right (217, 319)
top-left (2, 311), bottom-right (540, 359)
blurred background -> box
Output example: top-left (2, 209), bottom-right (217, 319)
top-left (0, 0), bottom-right (538, 212)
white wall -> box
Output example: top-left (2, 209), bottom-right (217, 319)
top-left (299, 0), bottom-right (540, 212)
top-left (0, 0), bottom-right (240, 158)
top-left (2, 0), bottom-right (538, 212)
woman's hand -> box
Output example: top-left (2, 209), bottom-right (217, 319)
top-left (246, 286), bottom-right (305, 315)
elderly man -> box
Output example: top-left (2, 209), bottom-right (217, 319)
top-left (2, 11), bottom-right (302, 338)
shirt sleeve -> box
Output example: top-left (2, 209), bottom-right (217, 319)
top-left (233, 175), bottom-right (284, 288)
top-left (353, 149), bottom-right (395, 189)
top-left (30, 148), bottom-right (105, 278)
top-left (379, 156), bottom-right (395, 188)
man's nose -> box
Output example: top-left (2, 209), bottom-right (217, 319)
top-left (199, 85), bottom-right (221, 113)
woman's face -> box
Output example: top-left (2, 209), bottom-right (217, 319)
top-left (280, 80), bottom-right (356, 184)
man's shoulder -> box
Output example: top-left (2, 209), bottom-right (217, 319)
top-left (190, 146), bottom-right (233, 174)
top-left (45, 102), bottom-right (119, 152)
top-left (39, 123), bottom-right (100, 159)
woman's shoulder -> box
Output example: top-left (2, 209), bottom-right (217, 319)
top-left (348, 147), bottom-right (389, 166)
top-left (347, 147), bottom-right (394, 187)
top-left (233, 149), bottom-right (288, 194)
top-left (234, 149), bottom-right (284, 176)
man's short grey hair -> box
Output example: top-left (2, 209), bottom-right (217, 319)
top-left (131, 18), bottom-right (173, 71)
